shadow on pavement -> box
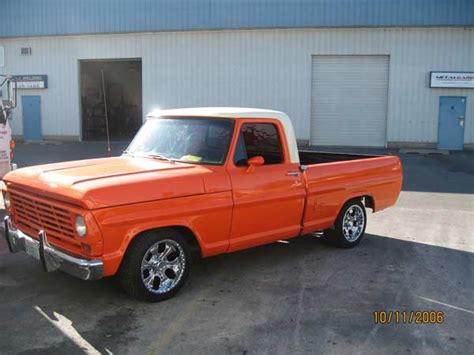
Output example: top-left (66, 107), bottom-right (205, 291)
top-left (398, 151), bottom-right (474, 194)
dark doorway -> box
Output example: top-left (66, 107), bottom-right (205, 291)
top-left (80, 59), bottom-right (142, 141)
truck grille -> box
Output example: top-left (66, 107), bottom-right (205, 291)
top-left (10, 189), bottom-right (78, 244)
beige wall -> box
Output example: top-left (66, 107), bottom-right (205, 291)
top-left (1, 27), bottom-right (473, 144)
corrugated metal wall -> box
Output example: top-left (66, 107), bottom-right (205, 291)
top-left (1, 0), bottom-right (473, 38)
top-left (0, 27), bottom-right (473, 144)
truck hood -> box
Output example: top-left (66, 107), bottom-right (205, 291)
top-left (3, 156), bottom-right (210, 209)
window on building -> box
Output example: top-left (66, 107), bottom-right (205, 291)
top-left (233, 123), bottom-right (284, 166)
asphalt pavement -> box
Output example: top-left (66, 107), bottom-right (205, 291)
top-left (0, 142), bottom-right (473, 354)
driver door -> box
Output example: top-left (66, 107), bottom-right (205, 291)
top-left (227, 121), bottom-right (305, 252)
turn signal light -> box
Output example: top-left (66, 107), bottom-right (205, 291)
top-left (9, 140), bottom-right (16, 150)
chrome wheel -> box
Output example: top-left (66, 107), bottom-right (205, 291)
top-left (140, 239), bottom-right (186, 294)
top-left (342, 205), bottom-right (365, 242)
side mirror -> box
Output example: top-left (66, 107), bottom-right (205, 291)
top-left (246, 155), bottom-right (264, 173)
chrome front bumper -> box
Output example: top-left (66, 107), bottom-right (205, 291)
top-left (3, 216), bottom-right (103, 280)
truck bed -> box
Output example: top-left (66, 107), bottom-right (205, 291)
top-left (299, 151), bottom-right (403, 234)
top-left (299, 150), bottom-right (379, 165)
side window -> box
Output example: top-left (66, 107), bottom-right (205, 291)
top-left (233, 123), bottom-right (284, 166)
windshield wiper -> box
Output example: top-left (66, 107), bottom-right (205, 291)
top-left (146, 153), bottom-right (175, 164)
top-left (123, 151), bottom-right (175, 163)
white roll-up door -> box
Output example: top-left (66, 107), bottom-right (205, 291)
top-left (310, 55), bottom-right (389, 147)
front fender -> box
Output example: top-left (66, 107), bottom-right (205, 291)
top-left (92, 191), bottom-right (233, 276)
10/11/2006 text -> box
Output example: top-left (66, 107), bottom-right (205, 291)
top-left (373, 311), bottom-right (444, 325)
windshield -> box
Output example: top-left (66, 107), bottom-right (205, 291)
top-left (126, 117), bottom-right (235, 165)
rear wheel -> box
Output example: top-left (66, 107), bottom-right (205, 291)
top-left (119, 229), bottom-right (190, 302)
top-left (324, 199), bottom-right (367, 248)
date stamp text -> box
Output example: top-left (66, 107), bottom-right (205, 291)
top-left (373, 310), bottom-right (444, 324)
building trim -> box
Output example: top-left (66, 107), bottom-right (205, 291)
top-left (1, 0), bottom-right (473, 39)
top-left (2, 25), bottom-right (474, 41)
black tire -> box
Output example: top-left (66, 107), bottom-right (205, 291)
top-left (324, 199), bottom-right (367, 248)
top-left (118, 229), bottom-right (191, 302)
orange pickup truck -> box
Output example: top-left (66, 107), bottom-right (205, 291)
top-left (2, 108), bottom-right (402, 301)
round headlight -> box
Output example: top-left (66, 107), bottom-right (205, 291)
top-left (4, 192), bottom-right (11, 209)
top-left (75, 215), bottom-right (87, 237)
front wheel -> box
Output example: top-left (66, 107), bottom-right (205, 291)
top-left (119, 229), bottom-right (190, 302)
top-left (324, 199), bottom-right (367, 248)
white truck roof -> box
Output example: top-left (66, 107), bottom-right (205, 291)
top-left (147, 107), bottom-right (300, 163)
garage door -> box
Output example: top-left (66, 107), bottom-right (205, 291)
top-left (311, 55), bottom-right (389, 147)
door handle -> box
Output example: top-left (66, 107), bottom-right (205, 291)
top-left (286, 171), bottom-right (301, 177)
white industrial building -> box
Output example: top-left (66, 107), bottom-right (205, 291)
top-left (0, 0), bottom-right (473, 149)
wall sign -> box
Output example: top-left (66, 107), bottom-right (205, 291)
top-left (12, 75), bottom-right (48, 89)
top-left (430, 72), bottom-right (474, 89)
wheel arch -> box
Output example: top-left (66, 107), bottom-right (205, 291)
top-left (125, 225), bottom-right (203, 259)
top-left (362, 195), bottom-right (375, 211)
top-left (101, 218), bottom-right (217, 277)
top-left (341, 194), bottom-right (375, 211)
top-left (168, 225), bottom-right (202, 259)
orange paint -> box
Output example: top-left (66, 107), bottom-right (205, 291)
top-left (3, 115), bottom-right (402, 277)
